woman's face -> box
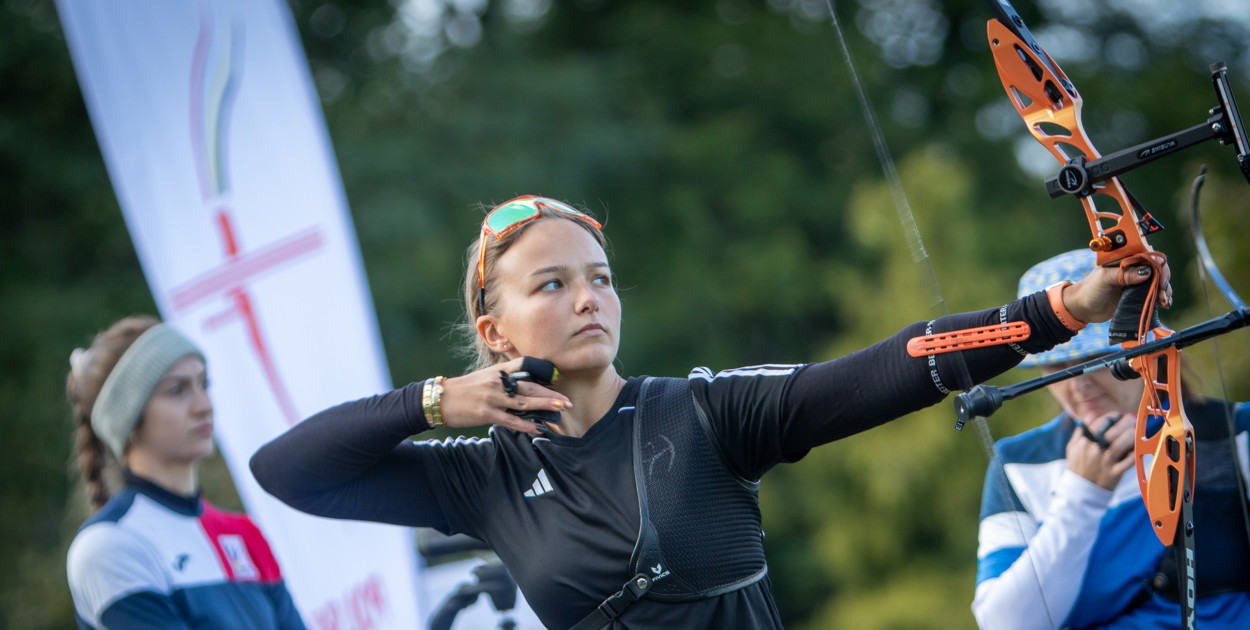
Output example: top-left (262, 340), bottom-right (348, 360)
top-left (131, 356), bottom-right (215, 464)
top-left (1041, 358), bottom-right (1145, 423)
top-left (480, 218), bottom-right (621, 374)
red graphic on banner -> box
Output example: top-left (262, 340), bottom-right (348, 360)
top-left (167, 209), bottom-right (321, 426)
top-left (313, 574), bottom-right (391, 630)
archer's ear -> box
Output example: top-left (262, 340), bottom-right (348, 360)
top-left (476, 315), bottom-right (511, 354)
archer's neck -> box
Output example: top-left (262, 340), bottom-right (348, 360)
top-left (127, 453), bottom-right (199, 497)
top-left (544, 366), bottom-right (626, 438)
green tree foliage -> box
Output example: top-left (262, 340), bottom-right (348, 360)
top-left (3, 0), bottom-right (1248, 628)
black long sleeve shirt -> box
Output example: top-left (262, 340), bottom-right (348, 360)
top-left (251, 292), bottom-right (1072, 628)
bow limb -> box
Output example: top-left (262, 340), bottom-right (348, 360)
top-left (1191, 168), bottom-right (1249, 312)
top-left (1189, 168), bottom-right (1250, 589)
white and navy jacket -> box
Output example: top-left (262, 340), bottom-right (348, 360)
top-left (67, 471), bottom-right (304, 630)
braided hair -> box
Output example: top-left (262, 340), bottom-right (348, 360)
top-left (66, 316), bottom-right (160, 512)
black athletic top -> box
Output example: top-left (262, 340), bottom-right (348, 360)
top-left (251, 292), bottom-right (1073, 629)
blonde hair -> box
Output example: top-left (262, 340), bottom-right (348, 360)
top-left (459, 203), bottom-right (606, 372)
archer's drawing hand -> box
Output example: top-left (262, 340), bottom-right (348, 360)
top-left (1067, 412), bottom-right (1136, 491)
top-left (438, 358), bottom-right (570, 435)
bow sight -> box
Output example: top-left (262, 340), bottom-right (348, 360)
top-left (1047, 63), bottom-right (1250, 203)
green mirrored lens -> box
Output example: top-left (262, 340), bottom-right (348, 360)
top-left (484, 202), bottom-right (540, 234)
top-left (542, 199), bottom-right (583, 215)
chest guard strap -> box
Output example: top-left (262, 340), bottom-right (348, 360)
top-left (628, 376), bottom-right (768, 600)
top-left (571, 377), bottom-right (768, 630)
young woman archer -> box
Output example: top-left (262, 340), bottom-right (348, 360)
top-left (252, 194), bottom-right (1159, 629)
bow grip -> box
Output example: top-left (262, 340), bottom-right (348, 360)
top-left (1107, 281), bottom-right (1162, 343)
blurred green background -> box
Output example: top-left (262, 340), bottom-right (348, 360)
top-left (4, 0), bottom-right (1249, 628)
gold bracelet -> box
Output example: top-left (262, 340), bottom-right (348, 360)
top-left (422, 376), bottom-right (446, 428)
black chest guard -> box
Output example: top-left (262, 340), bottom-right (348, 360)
top-left (570, 377), bottom-right (769, 629)
top-left (628, 376), bottom-right (768, 600)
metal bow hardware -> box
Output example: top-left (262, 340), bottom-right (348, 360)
top-left (948, 1), bottom-right (1250, 626)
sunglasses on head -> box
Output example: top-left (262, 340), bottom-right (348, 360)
top-left (476, 195), bottom-right (602, 316)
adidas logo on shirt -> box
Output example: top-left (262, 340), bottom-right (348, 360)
top-left (523, 468), bottom-right (554, 498)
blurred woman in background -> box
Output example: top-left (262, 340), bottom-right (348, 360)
top-left (66, 316), bottom-right (304, 630)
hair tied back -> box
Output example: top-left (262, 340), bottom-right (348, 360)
top-left (70, 348), bottom-right (91, 380)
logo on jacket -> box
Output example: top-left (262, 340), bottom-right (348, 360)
top-left (173, 554), bottom-right (191, 571)
top-left (217, 534), bottom-right (259, 580)
top-left (642, 435), bottom-right (676, 476)
top-left (650, 563), bottom-right (671, 582)
top-left (523, 468), bottom-right (554, 498)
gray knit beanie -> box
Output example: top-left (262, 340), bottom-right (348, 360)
top-left (90, 324), bottom-right (205, 459)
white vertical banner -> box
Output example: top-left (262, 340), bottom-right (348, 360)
top-left (55, 1), bottom-right (424, 628)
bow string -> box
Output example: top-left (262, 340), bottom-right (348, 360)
top-left (822, 0), bottom-right (1057, 624)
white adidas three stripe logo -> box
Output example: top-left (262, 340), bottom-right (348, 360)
top-left (523, 468), bottom-right (554, 498)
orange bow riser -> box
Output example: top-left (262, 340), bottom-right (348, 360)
top-left (985, 9), bottom-right (1194, 548)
